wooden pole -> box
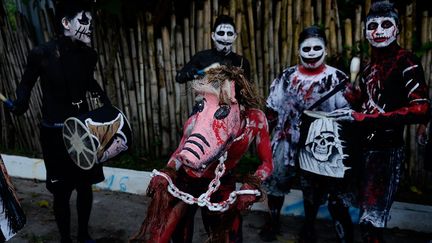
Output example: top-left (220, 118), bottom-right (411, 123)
top-left (274, 1), bottom-right (282, 74)
top-left (333, 0), bottom-right (343, 55)
top-left (196, 9), bottom-right (204, 52)
top-left (354, 5), bottom-right (362, 55)
top-left (204, 0), bottom-right (211, 50)
top-left (286, 0), bottom-right (293, 67)
top-left (161, 27), bottom-right (176, 148)
top-left (344, 18), bottom-right (353, 59)
top-left (146, 12), bottom-right (160, 156)
top-left (247, 0), bottom-right (258, 83)
top-left (292, 0), bottom-right (301, 65)
top-left (304, 0), bottom-right (312, 27)
top-left (280, 0), bottom-right (288, 69)
top-left (156, 38), bottom-right (170, 154)
top-left (405, 4), bottom-right (413, 51)
top-left (266, 0), bottom-right (275, 94)
top-left (315, 0), bottom-right (323, 26)
top-left (136, 15), bottom-right (149, 150)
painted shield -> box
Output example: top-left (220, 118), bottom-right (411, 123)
top-left (62, 105), bottom-right (132, 170)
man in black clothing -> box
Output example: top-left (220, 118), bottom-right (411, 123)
top-left (330, 2), bottom-right (430, 242)
top-left (6, 1), bottom-right (109, 242)
top-left (175, 15), bottom-right (251, 83)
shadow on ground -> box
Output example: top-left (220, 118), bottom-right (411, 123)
top-left (8, 178), bottom-right (432, 243)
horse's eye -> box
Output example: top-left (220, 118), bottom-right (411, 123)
top-left (214, 105), bottom-right (231, 120)
top-left (191, 99), bottom-right (205, 116)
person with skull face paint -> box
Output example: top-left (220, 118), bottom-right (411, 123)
top-left (5, 1), bottom-right (110, 242)
top-left (261, 26), bottom-right (355, 243)
top-left (328, 2), bottom-right (430, 242)
top-left (175, 15), bottom-right (251, 83)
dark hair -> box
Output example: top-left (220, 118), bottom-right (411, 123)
top-left (298, 26), bottom-right (327, 46)
top-left (212, 15), bottom-right (236, 33)
top-left (366, 1), bottom-right (400, 30)
top-left (54, 0), bottom-right (92, 34)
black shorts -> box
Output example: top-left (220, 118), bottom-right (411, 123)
top-left (40, 125), bottom-right (104, 193)
top-left (300, 170), bottom-right (356, 207)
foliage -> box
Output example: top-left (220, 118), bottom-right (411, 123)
top-left (105, 151), bottom-right (167, 171)
top-left (0, 145), bottom-right (41, 159)
top-left (415, 42), bottom-right (432, 57)
top-left (5, 0), bottom-right (17, 30)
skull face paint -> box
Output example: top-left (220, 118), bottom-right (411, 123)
top-left (366, 17), bottom-right (398, 48)
top-left (211, 24), bottom-right (237, 54)
top-left (63, 11), bottom-right (93, 44)
top-left (299, 37), bottom-right (326, 69)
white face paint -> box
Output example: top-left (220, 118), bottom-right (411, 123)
top-left (62, 11), bottom-right (92, 44)
top-left (211, 24), bottom-right (237, 54)
top-left (366, 17), bottom-right (398, 48)
top-left (299, 37), bottom-right (326, 69)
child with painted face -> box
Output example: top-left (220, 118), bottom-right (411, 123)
top-left (260, 26), bottom-right (354, 243)
top-left (329, 2), bottom-right (430, 242)
top-left (175, 15), bottom-right (251, 83)
top-left (5, 1), bottom-right (110, 242)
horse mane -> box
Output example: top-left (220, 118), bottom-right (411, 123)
top-left (192, 65), bottom-right (264, 109)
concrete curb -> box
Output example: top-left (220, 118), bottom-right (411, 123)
top-left (2, 153), bottom-right (431, 233)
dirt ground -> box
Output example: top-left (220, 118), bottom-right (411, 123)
top-left (7, 177), bottom-right (432, 243)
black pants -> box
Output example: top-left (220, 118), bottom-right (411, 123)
top-left (40, 125), bottom-right (104, 241)
top-left (300, 171), bottom-right (354, 243)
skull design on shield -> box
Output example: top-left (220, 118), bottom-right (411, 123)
top-left (299, 117), bottom-right (349, 178)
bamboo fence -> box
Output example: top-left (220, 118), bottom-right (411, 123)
top-left (0, 0), bottom-right (431, 186)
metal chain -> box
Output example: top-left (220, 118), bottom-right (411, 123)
top-left (151, 151), bottom-right (261, 212)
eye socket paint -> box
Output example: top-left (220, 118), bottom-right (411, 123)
top-left (299, 37), bottom-right (326, 69)
top-left (211, 24), bottom-right (237, 54)
top-left (365, 17), bottom-right (398, 48)
top-left (64, 11), bottom-right (93, 44)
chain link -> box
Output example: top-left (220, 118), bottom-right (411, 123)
top-left (151, 152), bottom-right (261, 212)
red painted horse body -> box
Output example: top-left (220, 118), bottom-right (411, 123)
top-left (130, 67), bottom-right (272, 243)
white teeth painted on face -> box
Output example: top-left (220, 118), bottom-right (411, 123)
top-left (212, 24), bottom-right (237, 54)
top-left (366, 17), bottom-right (398, 48)
top-left (299, 37), bottom-right (326, 69)
top-left (64, 11), bottom-right (93, 44)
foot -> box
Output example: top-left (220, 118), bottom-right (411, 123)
top-left (258, 224), bottom-right (278, 242)
top-left (78, 232), bottom-right (96, 243)
top-left (298, 225), bottom-right (317, 243)
top-left (78, 238), bottom-right (96, 243)
top-left (60, 238), bottom-right (73, 243)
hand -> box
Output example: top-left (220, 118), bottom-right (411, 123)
top-left (146, 175), bottom-right (169, 197)
top-left (186, 68), bottom-right (198, 80)
top-left (327, 108), bottom-right (354, 121)
top-left (236, 183), bottom-right (258, 211)
top-left (146, 167), bottom-right (177, 197)
top-left (4, 99), bottom-right (28, 115)
top-left (2, 100), bottom-right (14, 112)
top-left (176, 68), bottom-right (198, 83)
top-left (197, 63), bottom-right (220, 75)
top-left (417, 124), bottom-right (429, 146)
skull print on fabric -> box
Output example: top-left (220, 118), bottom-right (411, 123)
top-left (366, 17), bottom-right (398, 48)
top-left (264, 63), bottom-right (350, 197)
top-left (212, 24), bottom-right (237, 54)
top-left (63, 11), bottom-right (93, 44)
top-left (299, 116), bottom-right (350, 178)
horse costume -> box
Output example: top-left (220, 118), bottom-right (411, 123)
top-left (130, 66), bottom-right (273, 243)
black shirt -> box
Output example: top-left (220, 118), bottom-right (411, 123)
top-left (15, 36), bottom-right (108, 124)
top-left (175, 48), bottom-right (251, 83)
